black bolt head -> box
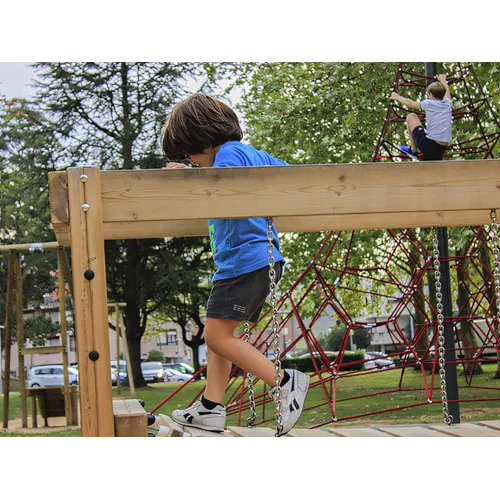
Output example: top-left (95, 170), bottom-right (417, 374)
top-left (84, 269), bottom-right (95, 280)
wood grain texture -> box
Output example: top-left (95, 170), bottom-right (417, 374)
top-left (113, 399), bottom-right (147, 437)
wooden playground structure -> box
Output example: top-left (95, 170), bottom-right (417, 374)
top-left (45, 159), bottom-right (500, 436)
top-left (1, 240), bottom-right (134, 430)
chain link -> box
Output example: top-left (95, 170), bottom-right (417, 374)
top-left (267, 217), bottom-right (283, 437)
top-left (489, 209), bottom-right (500, 373)
top-left (243, 321), bottom-right (257, 426)
top-left (432, 230), bottom-right (453, 425)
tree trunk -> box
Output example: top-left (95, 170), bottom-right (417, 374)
top-left (456, 247), bottom-right (483, 376)
top-left (181, 321), bottom-right (205, 380)
top-left (124, 239), bottom-right (147, 387)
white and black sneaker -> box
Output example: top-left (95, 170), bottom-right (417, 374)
top-left (269, 369), bottom-right (310, 435)
top-left (171, 399), bottom-right (226, 432)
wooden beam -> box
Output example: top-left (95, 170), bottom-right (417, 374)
top-left (99, 159), bottom-right (500, 221)
top-left (67, 167), bottom-right (114, 437)
top-left (100, 209), bottom-right (498, 239)
top-left (21, 346), bottom-right (66, 355)
top-left (2, 251), bottom-right (16, 429)
top-left (48, 171), bottom-right (70, 246)
top-left (15, 253), bottom-right (28, 428)
top-left (49, 160), bottom-right (500, 242)
top-left (0, 242), bottom-right (61, 253)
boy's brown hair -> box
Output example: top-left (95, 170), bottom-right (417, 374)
top-left (161, 93), bottom-right (243, 160)
top-left (427, 81), bottom-right (446, 100)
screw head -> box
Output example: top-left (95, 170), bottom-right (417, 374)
top-left (88, 350), bottom-right (99, 362)
top-left (84, 269), bottom-right (95, 280)
top-left (80, 174), bottom-right (89, 183)
top-left (82, 203), bottom-right (90, 212)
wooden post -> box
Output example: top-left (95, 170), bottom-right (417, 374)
top-left (119, 309), bottom-right (135, 395)
top-left (57, 247), bottom-right (72, 426)
top-left (67, 167), bottom-right (114, 437)
top-left (115, 304), bottom-right (121, 395)
top-left (2, 251), bottom-right (16, 429)
top-left (15, 252), bottom-right (28, 428)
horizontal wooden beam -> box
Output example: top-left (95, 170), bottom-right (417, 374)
top-left (0, 242), bottom-right (61, 253)
top-left (49, 159), bottom-right (500, 241)
top-left (21, 346), bottom-right (66, 355)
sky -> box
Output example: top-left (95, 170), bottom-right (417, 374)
top-left (0, 62), bottom-right (36, 98)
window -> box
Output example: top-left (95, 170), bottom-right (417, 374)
top-left (69, 337), bottom-right (77, 352)
top-left (167, 330), bottom-right (177, 345)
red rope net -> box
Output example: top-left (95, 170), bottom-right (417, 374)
top-left (150, 64), bottom-right (500, 428)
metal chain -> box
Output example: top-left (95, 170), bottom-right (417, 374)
top-left (243, 321), bottom-right (257, 426)
top-left (489, 210), bottom-right (500, 368)
top-left (432, 229), bottom-right (453, 425)
top-left (267, 217), bottom-right (283, 437)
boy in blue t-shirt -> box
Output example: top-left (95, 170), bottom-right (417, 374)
top-left (391, 74), bottom-right (452, 161)
top-left (160, 93), bottom-right (310, 435)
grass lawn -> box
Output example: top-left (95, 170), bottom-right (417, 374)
top-left (2, 364), bottom-right (499, 437)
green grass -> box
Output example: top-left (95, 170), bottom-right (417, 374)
top-left (2, 364), bottom-right (499, 436)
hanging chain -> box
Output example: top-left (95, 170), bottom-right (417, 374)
top-left (243, 321), bottom-right (257, 426)
top-left (489, 209), bottom-right (500, 365)
top-left (267, 217), bottom-right (283, 437)
top-left (432, 230), bottom-right (453, 425)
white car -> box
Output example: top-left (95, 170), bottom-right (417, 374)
top-left (364, 351), bottom-right (396, 370)
top-left (164, 367), bottom-right (192, 382)
top-left (27, 364), bottom-right (79, 387)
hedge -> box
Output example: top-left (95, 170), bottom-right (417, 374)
top-left (280, 350), bottom-right (366, 372)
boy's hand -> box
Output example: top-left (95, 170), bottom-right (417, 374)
top-left (162, 162), bottom-right (192, 169)
top-left (390, 92), bottom-right (400, 101)
top-left (437, 74), bottom-right (447, 83)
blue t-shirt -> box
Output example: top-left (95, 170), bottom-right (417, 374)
top-left (209, 141), bottom-right (287, 281)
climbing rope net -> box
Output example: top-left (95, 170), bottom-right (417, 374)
top-left (149, 63), bottom-right (500, 430)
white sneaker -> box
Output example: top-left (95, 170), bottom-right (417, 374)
top-left (171, 399), bottom-right (226, 432)
top-left (269, 369), bottom-right (310, 435)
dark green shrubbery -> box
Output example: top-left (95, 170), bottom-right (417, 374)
top-left (281, 350), bottom-right (365, 372)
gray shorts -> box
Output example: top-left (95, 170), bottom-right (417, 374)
top-left (206, 261), bottom-right (284, 323)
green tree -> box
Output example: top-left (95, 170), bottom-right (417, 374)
top-left (146, 349), bottom-right (164, 362)
top-left (352, 328), bottom-right (372, 350)
top-left (4, 63), bottom-right (219, 388)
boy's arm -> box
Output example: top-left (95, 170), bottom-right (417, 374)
top-left (390, 92), bottom-right (421, 110)
top-left (437, 74), bottom-right (451, 99)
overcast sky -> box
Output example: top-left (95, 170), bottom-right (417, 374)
top-left (0, 62), bottom-right (36, 98)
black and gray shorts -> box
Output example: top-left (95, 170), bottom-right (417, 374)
top-left (413, 126), bottom-right (447, 161)
top-left (206, 261), bottom-right (284, 323)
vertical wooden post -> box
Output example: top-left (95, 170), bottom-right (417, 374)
top-left (120, 309), bottom-right (135, 395)
top-left (57, 247), bottom-right (72, 426)
top-left (67, 167), bottom-right (114, 437)
top-left (15, 252), bottom-right (28, 428)
top-left (115, 304), bottom-right (121, 395)
top-left (2, 251), bottom-right (16, 429)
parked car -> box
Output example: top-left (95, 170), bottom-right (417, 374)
top-left (364, 351), bottom-right (396, 370)
top-left (111, 367), bottom-right (126, 386)
top-left (163, 366), bottom-right (192, 382)
top-left (163, 362), bottom-right (195, 375)
top-left (141, 361), bottom-right (165, 383)
top-left (27, 364), bottom-right (79, 387)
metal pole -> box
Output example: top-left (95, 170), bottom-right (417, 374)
top-left (425, 62), bottom-right (460, 423)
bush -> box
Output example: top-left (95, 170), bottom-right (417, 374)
top-left (146, 349), bottom-right (165, 362)
top-left (281, 350), bottom-right (365, 372)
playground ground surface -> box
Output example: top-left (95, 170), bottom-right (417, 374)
top-left (1, 364), bottom-right (499, 437)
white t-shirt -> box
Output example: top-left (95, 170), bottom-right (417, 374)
top-left (420, 98), bottom-right (453, 143)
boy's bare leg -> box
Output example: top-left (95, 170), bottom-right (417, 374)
top-left (406, 113), bottom-right (422, 153)
top-left (204, 317), bottom-right (284, 396)
top-left (204, 347), bottom-right (233, 404)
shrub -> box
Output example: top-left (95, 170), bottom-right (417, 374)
top-left (281, 350), bottom-right (365, 372)
top-left (146, 349), bottom-right (165, 362)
